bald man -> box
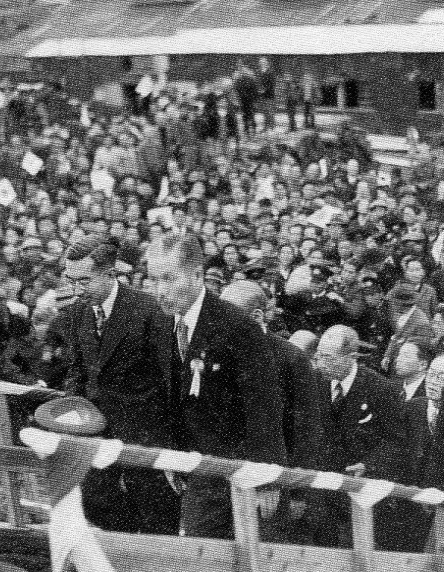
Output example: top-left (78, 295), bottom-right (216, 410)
top-left (221, 280), bottom-right (325, 544)
top-left (314, 325), bottom-right (406, 548)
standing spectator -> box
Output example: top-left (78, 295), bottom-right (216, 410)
top-left (282, 72), bottom-right (301, 132)
top-left (314, 325), bottom-right (406, 548)
top-left (234, 61), bottom-right (258, 136)
top-left (257, 57), bottom-right (276, 132)
top-left (394, 341), bottom-right (430, 401)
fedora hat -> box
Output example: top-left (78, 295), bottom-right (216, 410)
top-left (34, 396), bottom-right (107, 436)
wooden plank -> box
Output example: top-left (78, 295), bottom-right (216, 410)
top-left (94, 532), bottom-right (435, 572)
top-left (230, 485), bottom-right (262, 572)
top-left (350, 498), bottom-right (375, 572)
top-left (0, 396), bottom-right (26, 527)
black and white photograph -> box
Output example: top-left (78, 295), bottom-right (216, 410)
top-left (2, 1), bottom-right (444, 571)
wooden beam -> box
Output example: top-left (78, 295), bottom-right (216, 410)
top-left (230, 485), bottom-right (262, 572)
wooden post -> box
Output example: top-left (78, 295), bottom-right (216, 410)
top-left (230, 484), bottom-right (262, 572)
top-left (350, 497), bottom-right (375, 572)
top-left (0, 394), bottom-right (26, 527)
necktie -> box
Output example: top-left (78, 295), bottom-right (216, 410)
top-left (399, 388), bottom-right (407, 402)
top-left (95, 306), bottom-right (106, 338)
top-left (331, 380), bottom-right (345, 408)
top-left (176, 316), bottom-right (189, 362)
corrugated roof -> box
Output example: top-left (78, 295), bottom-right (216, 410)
top-left (4, 0), bottom-right (444, 56)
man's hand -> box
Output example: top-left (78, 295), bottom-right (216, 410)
top-left (164, 470), bottom-right (186, 495)
top-left (257, 490), bottom-right (280, 519)
top-left (345, 462), bottom-right (366, 478)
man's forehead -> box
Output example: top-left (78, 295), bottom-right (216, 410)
top-left (317, 335), bottom-right (342, 354)
top-left (65, 257), bottom-right (94, 278)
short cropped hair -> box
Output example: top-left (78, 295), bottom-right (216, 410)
top-left (221, 280), bottom-right (268, 314)
top-left (322, 325), bottom-right (360, 355)
top-left (161, 232), bottom-right (204, 270)
top-left (65, 236), bottom-right (120, 270)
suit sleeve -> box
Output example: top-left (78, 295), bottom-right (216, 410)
top-left (62, 308), bottom-right (88, 397)
top-left (234, 322), bottom-right (287, 466)
top-left (363, 379), bottom-right (407, 482)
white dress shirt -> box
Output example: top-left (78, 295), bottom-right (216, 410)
top-left (93, 279), bottom-right (119, 320)
top-left (427, 400), bottom-right (440, 434)
top-left (174, 286), bottom-right (206, 344)
top-left (331, 361), bottom-right (358, 400)
top-left (403, 376), bottom-right (425, 401)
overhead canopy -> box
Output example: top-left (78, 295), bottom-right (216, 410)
top-left (26, 23), bottom-right (444, 57)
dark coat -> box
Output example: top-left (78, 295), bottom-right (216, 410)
top-left (317, 365), bottom-right (406, 481)
top-left (155, 290), bottom-right (287, 465)
top-left (64, 283), bottom-right (168, 447)
top-left (63, 284), bottom-right (179, 534)
top-left (268, 333), bottom-right (324, 470)
top-left (404, 397), bottom-right (433, 487)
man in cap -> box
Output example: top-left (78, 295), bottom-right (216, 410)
top-left (283, 265), bottom-right (345, 336)
top-left (314, 325), bottom-right (406, 548)
top-left (62, 235), bottom-right (180, 535)
top-left (382, 282), bottom-right (434, 374)
top-left (221, 279), bottom-right (324, 543)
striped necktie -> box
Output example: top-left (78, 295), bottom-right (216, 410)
top-left (176, 316), bottom-right (189, 362)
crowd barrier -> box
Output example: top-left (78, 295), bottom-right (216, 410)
top-left (0, 382), bottom-right (443, 572)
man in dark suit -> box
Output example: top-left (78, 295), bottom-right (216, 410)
top-left (148, 233), bottom-right (286, 540)
top-left (382, 282), bottom-right (434, 373)
top-left (314, 325), bottom-right (406, 548)
top-left (397, 356), bottom-right (444, 551)
top-left (220, 279), bottom-right (324, 543)
top-left (393, 341), bottom-right (430, 402)
top-left (63, 235), bottom-right (180, 535)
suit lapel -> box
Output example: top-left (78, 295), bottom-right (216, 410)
top-left (98, 285), bottom-right (133, 370)
top-left (157, 312), bottom-right (174, 403)
top-left (341, 367), bottom-right (369, 422)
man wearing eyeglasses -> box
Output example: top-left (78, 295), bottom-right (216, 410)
top-left (62, 235), bottom-right (180, 536)
top-left (313, 325), bottom-right (406, 549)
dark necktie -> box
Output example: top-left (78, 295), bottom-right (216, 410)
top-left (331, 380), bottom-right (345, 412)
top-left (399, 388), bottom-right (407, 402)
top-left (95, 306), bottom-right (106, 338)
top-left (176, 317), bottom-right (189, 362)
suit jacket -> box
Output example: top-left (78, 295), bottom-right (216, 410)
top-left (268, 333), bottom-right (324, 470)
top-left (318, 365), bottom-right (406, 481)
top-left (155, 290), bottom-right (287, 465)
top-left (404, 397), bottom-right (433, 487)
top-left (64, 284), bottom-right (169, 447)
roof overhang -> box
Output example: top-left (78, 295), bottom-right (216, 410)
top-left (25, 23), bottom-right (444, 57)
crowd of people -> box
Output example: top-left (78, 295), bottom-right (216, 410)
top-left (1, 59), bottom-right (444, 553)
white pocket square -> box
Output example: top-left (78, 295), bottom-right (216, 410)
top-left (212, 364), bottom-right (220, 372)
top-left (358, 413), bottom-right (373, 424)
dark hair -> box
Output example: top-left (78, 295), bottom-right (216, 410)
top-left (161, 232), bottom-right (204, 270)
top-left (65, 236), bottom-right (120, 270)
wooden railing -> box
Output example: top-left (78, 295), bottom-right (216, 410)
top-left (0, 382), bottom-right (444, 572)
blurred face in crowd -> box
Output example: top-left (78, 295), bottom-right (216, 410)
top-left (204, 240), bottom-right (219, 258)
top-left (260, 239), bottom-right (275, 258)
top-left (246, 202), bottom-right (260, 222)
top-left (148, 249), bottom-right (204, 316)
top-left (223, 245), bottom-right (239, 267)
top-left (222, 204), bottom-right (238, 224)
top-left (201, 220), bottom-right (216, 239)
top-left (426, 356), bottom-right (444, 402)
top-left (341, 262), bottom-right (358, 285)
top-left (404, 260), bottom-right (425, 285)
top-left (38, 218), bottom-right (56, 240)
top-left (310, 277), bottom-right (327, 296)
top-left (300, 239), bottom-right (316, 260)
top-left (369, 206), bottom-right (386, 221)
top-left (47, 239), bottom-right (64, 258)
top-left (5, 228), bottom-right (19, 246)
top-left (338, 240), bottom-right (353, 260)
top-left (315, 332), bottom-right (356, 380)
top-left (65, 256), bottom-right (115, 306)
top-left (288, 225), bottom-right (303, 248)
top-left (279, 245), bottom-right (294, 268)
top-left (307, 249), bottom-right (324, 267)
top-left (403, 206), bottom-right (417, 226)
top-left (216, 230), bottom-right (231, 250)
top-left (110, 222), bottom-right (126, 240)
top-left (395, 342), bottom-right (427, 379)
top-left (125, 227), bottom-right (140, 244)
top-left (3, 246), bottom-right (18, 265)
top-left (22, 246), bottom-right (42, 265)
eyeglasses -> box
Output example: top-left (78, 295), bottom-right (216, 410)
top-left (64, 276), bottom-right (92, 288)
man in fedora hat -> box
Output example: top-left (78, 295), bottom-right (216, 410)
top-left (62, 234), bottom-right (180, 535)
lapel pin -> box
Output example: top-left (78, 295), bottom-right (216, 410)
top-left (212, 363), bottom-right (220, 371)
top-left (361, 403), bottom-right (368, 411)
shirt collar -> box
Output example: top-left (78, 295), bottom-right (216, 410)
top-left (403, 375), bottom-right (425, 401)
top-left (94, 279), bottom-right (119, 320)
top-left (331, 361), bottom-right (358, 397)
top-left (175, 286), bottom-right (206, 343)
